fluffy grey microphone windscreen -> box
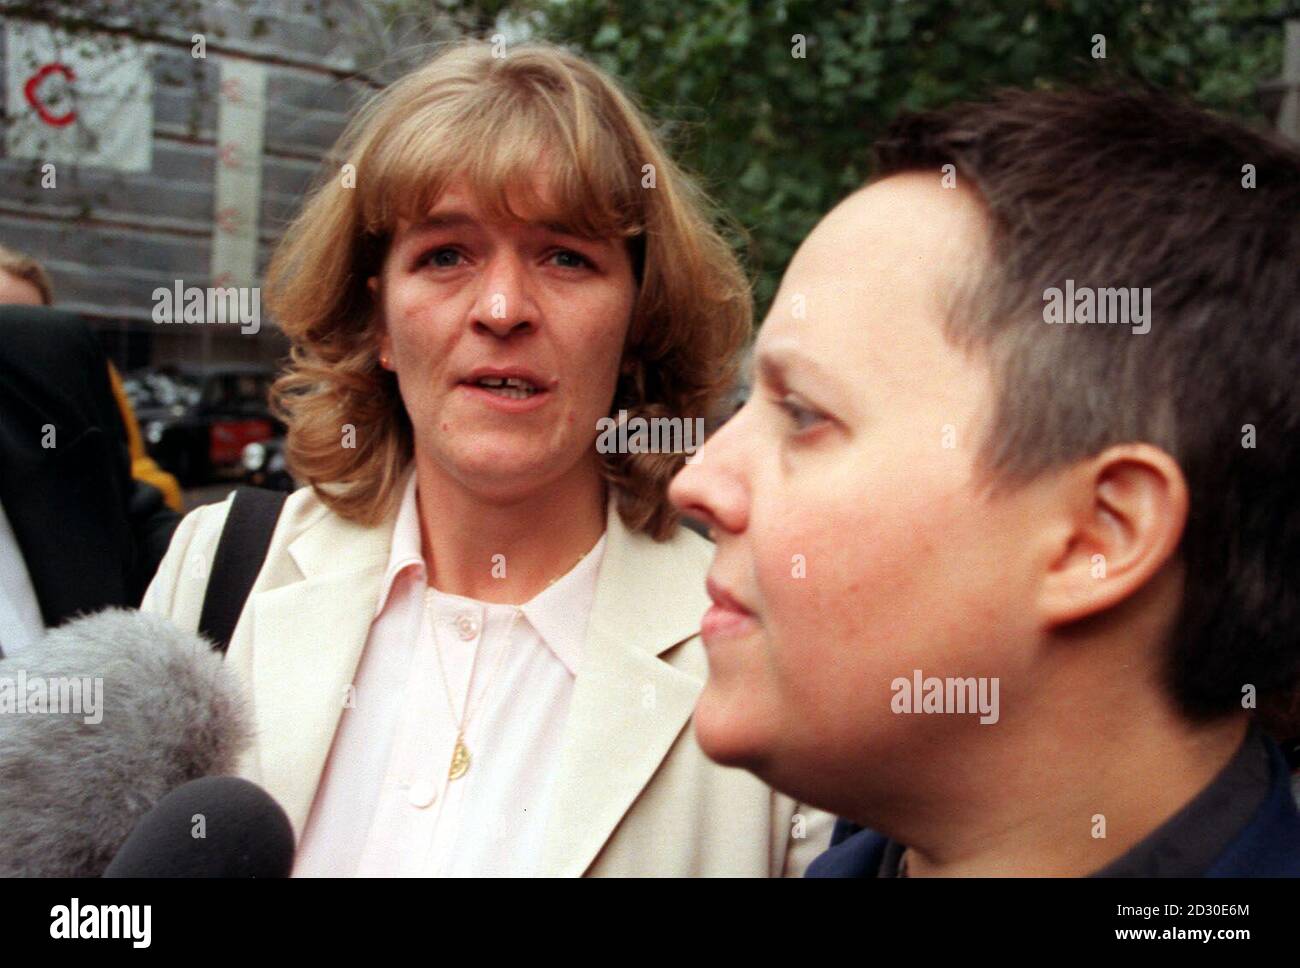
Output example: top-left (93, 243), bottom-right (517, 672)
top-left (0, 608), bottom-right (252, 876)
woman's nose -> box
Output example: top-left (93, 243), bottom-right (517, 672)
top-left (669, 416), bottom-right (749, 537)
top-left (471, 253), bottom-right (540, 337)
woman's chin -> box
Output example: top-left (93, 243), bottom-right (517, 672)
top-left (434, 446), bottom-right (563, 496)
top-left (691, 686), bottom-right (778, 772)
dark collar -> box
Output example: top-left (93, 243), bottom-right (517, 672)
top-left (808, 722), bottom-right (1299, 878)
top-left (1091, 721), bottom-right (1271, 876)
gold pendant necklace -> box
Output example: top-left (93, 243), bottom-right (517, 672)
top-left (448, 734), bottom-right (471, 780)
top-left (424, 545), bottom-right (591, 780)
top-left (428, 588), bottom-right (521, 781)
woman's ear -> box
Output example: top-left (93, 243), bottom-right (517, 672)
top-left (368, 276), bottom-right (393, 369)
top-left (1036, 443), bottom-right (1189, 628)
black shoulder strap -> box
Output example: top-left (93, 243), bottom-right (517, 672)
top-left (198, 487), bottom-right (288, 655)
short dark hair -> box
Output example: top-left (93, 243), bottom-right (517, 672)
top-left (873, 87), bottom-right (1300, 726)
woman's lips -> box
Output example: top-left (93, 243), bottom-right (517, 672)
top-left (700, 603), bottom-right (759, 642)
top-left (457, 382), bottom-right (551, 413)
top-left (702, 577), bottom-right (759, 642)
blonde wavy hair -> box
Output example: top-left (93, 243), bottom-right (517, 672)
top-left (265, 40), bottom-right (751, 540)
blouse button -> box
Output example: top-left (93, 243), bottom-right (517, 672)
top-left (453, 613), bottom-right (479, 640)
top-left (406, 778), bottom-right (438, 808)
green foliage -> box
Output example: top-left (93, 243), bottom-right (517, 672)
top-left (526, 0), bottom-right (1286, 315)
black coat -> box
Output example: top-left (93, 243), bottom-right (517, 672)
top-left (0, 306), bottom-right (179, 628)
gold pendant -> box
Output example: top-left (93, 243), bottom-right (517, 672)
top-left (448, 736), bottom-right (471, 780)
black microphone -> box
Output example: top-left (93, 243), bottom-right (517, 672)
top-left (0, 608), bottom-right (252, 876)
top-left (103, 775), bottom-right (295, 877)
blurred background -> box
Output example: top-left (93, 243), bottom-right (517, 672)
top-left (0, 0), bottom-right (1295, 510)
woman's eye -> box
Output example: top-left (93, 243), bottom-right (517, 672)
top-left (549, 249), bottom-right (592, 269)
top-left (776, 395), bottom-right (827, 434)
top-left (421, 247), bottom-right (463, 268)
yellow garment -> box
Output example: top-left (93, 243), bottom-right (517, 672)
top-left (107, 362), bottom-right (184, 512)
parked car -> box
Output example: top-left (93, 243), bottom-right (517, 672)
top-left (125, 364), bottom-right (281, 485)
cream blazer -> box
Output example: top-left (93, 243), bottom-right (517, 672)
top-left (141, 485), bottom-right (834, 876)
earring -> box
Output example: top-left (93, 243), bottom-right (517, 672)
top-left (379, 355), bottom-right (391, 369)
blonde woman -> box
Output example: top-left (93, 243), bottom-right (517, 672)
top-left (142, 41), bottom-right (832, 876)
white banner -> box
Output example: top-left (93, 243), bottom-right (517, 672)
top-left (4, 20), bottom-right (153, 172)
top-left (209, 56), bottom-right (266, 292)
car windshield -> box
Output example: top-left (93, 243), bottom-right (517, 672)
top-left (200, 373), bottom-right (272, 412)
